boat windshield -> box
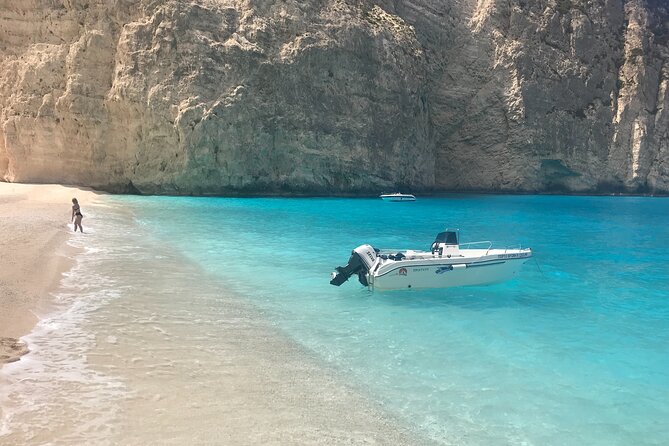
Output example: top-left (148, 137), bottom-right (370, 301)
top-left (434, 230), bottom-right (459, 245)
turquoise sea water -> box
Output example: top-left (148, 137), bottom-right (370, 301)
top-left (3, 194), bottom-right (668, 445)
top-left (114, 194), bottom-right (669, 445)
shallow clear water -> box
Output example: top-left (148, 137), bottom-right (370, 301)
top-left (123, 194), bottom-right (669, 445)
top-left (2, 194), bottom-right (668, 445)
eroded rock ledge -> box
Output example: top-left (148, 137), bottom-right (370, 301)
top-left (0, 0), bottom-right (668, 194)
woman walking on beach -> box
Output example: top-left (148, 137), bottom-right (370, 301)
top-left (71, 198), bottom-right (84, 233)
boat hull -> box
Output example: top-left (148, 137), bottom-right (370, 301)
top-left (368, 254), bottom-right (530, 291)
top-left (380, 194), bottom-right (415, 202)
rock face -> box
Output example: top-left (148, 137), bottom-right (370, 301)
top-left (0, 0), bottom-right (668, 194)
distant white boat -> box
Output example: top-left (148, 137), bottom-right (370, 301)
top-left (330, 229), bottom-right (532, 291)
top-left (380, 193), bottom-right (416, 202)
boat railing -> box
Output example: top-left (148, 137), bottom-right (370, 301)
top-left (459, 240), bottom-right (493, 254)
top-left (376, 241), bottom-right (527, 259)
top-left (377, 249), bottom-right (433, 260)
top-left (376, 249), bottom-right (418, 258)
top-left (380, 242), bottom-right (495, 253)
top-left (377, 249), bottom-right (410, 254)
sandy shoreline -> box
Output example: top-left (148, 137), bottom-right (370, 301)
top-left (0, 185), bottom-right (432, 445)
top-left (0, 183), bottom-right (100, 364)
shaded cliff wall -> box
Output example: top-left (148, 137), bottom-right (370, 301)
top-left (0, 0), bottom-right (430, 193)
top-left (382, 0), bottom-right (669, 193)
top-left (0, 0), bottom-right (668, 194)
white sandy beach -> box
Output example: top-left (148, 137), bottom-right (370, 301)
top-left (0, 183), bottom-right (99, 364)
top-left (0, 183), bottom-right (429, 445)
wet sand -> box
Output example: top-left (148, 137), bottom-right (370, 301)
top-left (0, 183), bottom-right (99, 364)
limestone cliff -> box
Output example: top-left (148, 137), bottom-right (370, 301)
top-left (0, 0), bottom-right (667, 194)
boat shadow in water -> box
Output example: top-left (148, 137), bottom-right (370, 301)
top-left (355, 278), bottom-right (562, 313)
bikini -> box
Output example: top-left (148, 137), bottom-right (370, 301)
top-left (73, 204), bottom-right (83, 217)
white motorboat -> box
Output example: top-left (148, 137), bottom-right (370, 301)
top-left (330, 229), bottom-right (532, 291)
top-left (380, 193), bottom-right (416, 201)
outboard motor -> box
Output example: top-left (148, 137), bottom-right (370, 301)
top-left (330, 244), bottom-right (377, 287)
